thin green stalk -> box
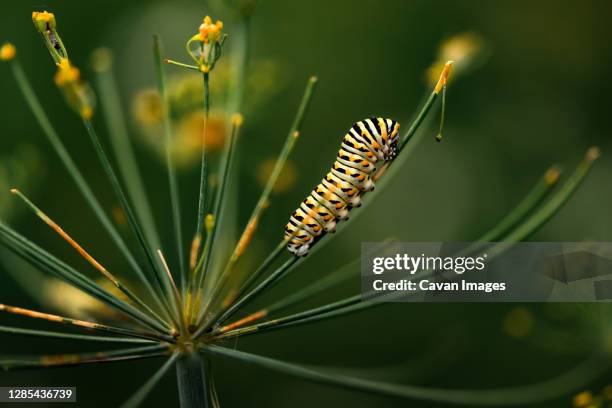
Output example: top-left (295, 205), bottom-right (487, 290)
top-left (1, 352), bottom-right (165, 371)
top-left (476, 165), bottom-right (562, 243)
top-left (81, 119), bottom-right (178, 326)
top-left (203, 345), bottom-right (607, 406)
top-left (9, 59), bottom-right (156, 305)
top-left (266, 259), bottom-right (356, 315)
top-left (200, 15), bottom-right (252, 295)
top-left (207, 365), bottom-right (221, 408)
top-left (214, 295), bottom-right (359, 340)
top-left (0, 325), bottom-right (156, 344)
top-left (0, 221), bottom-right (174, 339)
top-left (195, 239), bottom-right (287, 333)
top-left (121, 353), bottom-right (178, 408)
top-left (190, 116), bottom-right (244, 322)
top-left (399, 62), bottom-right (452, 152)
top-left (264, 239), bottom-right (393, 315)
top-left (500, 147), bottom-right (599, 244)
top-left (210, 76), bottom-right (318, 302)
top-left (93, 49), bottom-right (162, 252)
top-left (194, 72), bottom-right (211, 259)
top-left (157, 249), bottom-right (187, 334)
top-left (213, 239), bottom-right (393, 335)
top-left (11, 189), bottom-right (171, 333)
top-left (176, 351), bottom-right (208, 408)
top-left (0, 302), bottom-right (170, 343)
top-left (154, 35), bottom-right (186, 291)
top-left (200, 256), bottom-right (299, 336)
top-left (1, 345), bottom-right (167, 371)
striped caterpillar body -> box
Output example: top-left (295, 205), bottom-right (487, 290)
top-left (285, 117), bottom-right (400, 257)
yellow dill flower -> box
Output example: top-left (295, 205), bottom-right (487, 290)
top-left (32, 10), bottom-right (56, 32)
top-left (54, 58), bottom-right (80, 86)
top-left (573, 391), bottom-right (594, 407)
top-left (0, 42), bottom-right (16, 61)
top-left (257, 158), bottom-right (297, 193)
top-left (132, 88), bottom-right (164, 126)
top-left (198, 16), bottom-right (224, 44)
top-left (174, 111), bottom-right (226, 153)
top-left (169, 14), bottom-right (227, 74)
top-left (427, 32), bottom-right (485, 85)
top-left (53, 58), bottom-right (95, 119)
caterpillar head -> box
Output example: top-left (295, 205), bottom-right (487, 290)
top-left (383, 119), bottom-right (400, 161)
top-left (385, 139), bottom-right (399, 161)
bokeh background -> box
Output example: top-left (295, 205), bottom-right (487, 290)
top-left (0, 0), bottom-right (611, 406)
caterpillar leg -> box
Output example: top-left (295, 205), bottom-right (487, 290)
top-left (324, 220), bottom-right (337, 233)
top-left (288, 243), bottom-right (310, 257)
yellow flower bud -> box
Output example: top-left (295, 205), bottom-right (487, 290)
top-left (54, 59), bottom-right (80, 86)
top-left (0, 43), bottom-right (16, 61)
top-left (32, 10), bottom-right (56, 32)
top-left (198, 15), bottom-right (224, 44)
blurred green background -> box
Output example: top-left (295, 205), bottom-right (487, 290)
top-left (0, 0), bottom-right (611, 406)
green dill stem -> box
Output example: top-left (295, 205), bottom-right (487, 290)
top-left (157, 249), bottom-right (187, 335)
top-left (476, 165), bottom-right (562, 243)
top-left (195, 240), bottom-right (286, 333)
top-left (266, 261), bottom-right (356, 315)
top-left (93, 50), bottom-right (162, 252)
top-left (209, 76), bottom-right (318, 304)
top-left (225, 17), bottom-right (250, 123)
top-left (500, 148), bottom-right (599, 244)
top-left (81, 119), bottom-right (178, 326)
top-left (8, 59), bottom-right (158, 307)
top-left (11, 189), bottom-right (172, 333)
top-left (0, 222), bottom-right (173, 339)
top-left (0, 300), bottom-right (171, 343)
top-left (164, 59), bottom-right (200, 71)
top-left (154, 35), bottom-right (186, 293)
top-left (1, 344), bottom-right (168, 371)
top-left (203, 345), bottom-right (606, 406)
top-left (213, 239), bottom-right (393, 334)
top-left (400, 91), bottom-right (438, 152)
top-left (199, 256), bottom-right (299, 337)
top-left (244, 239), bottom-right (392, 321)
top-left (193, 72), bottom-right (211, 262)
top-left (0, 325), bottom-right (156, 344)
top-left (121, 353), bottom-right (178, 408)
top-left (215, 295), bottom-right (358, 340)
top-left (189, 117), bottom-right (243, 323)
top-left (176, 351), bottom-right (209, 408)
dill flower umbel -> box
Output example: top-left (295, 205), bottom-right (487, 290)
top-left (54, 58), bottom-right (95, 119)
top-left (185, 15), bottom-right (226, 73)
top-left (0, 7), bottom-right (604, 408)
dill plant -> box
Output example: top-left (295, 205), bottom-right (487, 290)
top-left (0, 7), bottom-right (605, 408)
